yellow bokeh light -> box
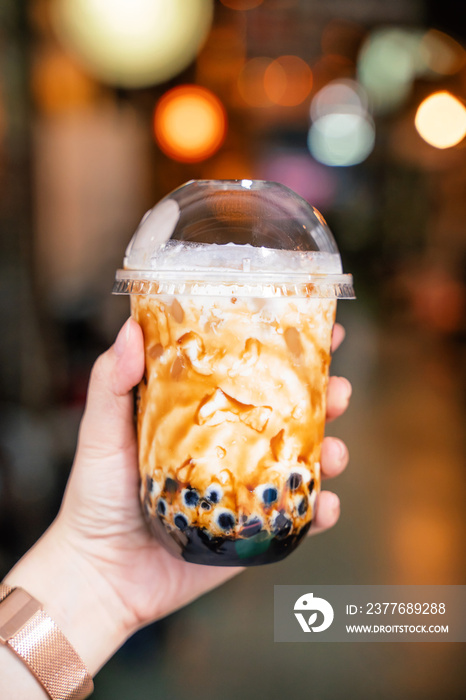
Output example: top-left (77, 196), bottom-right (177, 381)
top-left (264, 56), bottom-right (313, 106)
top-left (153, 85), bottom-right (227, 163)
top-left (415, 91), bottom-right (466, 149)
top-left (51, 0), bottom-right (213, 88)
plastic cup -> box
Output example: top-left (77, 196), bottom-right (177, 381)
top-left (113, 180), bottom-right (354, 566)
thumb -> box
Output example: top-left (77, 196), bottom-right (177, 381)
top-left (77, 318), bottom-right (145, 460)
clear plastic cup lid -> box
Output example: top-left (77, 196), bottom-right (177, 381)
top-left (113, 180), bottom-right (355, 299)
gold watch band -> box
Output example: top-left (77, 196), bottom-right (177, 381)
top-left (0, 582), bottom-right (94, 700)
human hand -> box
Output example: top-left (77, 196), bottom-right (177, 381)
top-left (4, 318), bottom-right (351, 675)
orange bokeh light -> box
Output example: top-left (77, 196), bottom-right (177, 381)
top-left (238, 57), bottom-right (273, 107)
top-left (264, 55), bottom-right (313, 106)
top-left (32, 47), bottom-right (98, 114)
top-left (153, 85), bottom-right (227, 163)
top-left (421, 29), bottom-right (466, 76)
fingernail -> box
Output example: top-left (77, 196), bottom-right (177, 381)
top-left (114, 318), bottom-right (131, 357)
top-left (334, 438), bottom-right (346, 464)
top-left (330, 493), bottom-right (340, 515)
top-left (339, 377), bottom-right (352, 400)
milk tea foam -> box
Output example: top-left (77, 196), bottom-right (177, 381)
top-left (131, 242), bottom-right (336, 565)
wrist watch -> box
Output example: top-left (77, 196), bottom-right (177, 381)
top-left (0, 582), bottom-right (94, 700)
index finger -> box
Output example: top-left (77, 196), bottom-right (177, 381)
top-left (331, 323), bottom-right (345, 353)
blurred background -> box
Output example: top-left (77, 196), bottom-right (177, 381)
top-left (0, 0), bottom-right (465, 697)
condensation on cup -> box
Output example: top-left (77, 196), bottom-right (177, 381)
top-left (113, 180), bottom-right (355, 566)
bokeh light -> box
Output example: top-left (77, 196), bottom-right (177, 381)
top-left (308, 113), bottom-right (375, 167)
top-left (220, 0), bottom-right (263, 9)
top-left (421, 29), bottom-right (466, 76)
top-left (259, 151), bottom-right (336, 207)
top-left (310, 79), bottom-right (367, 121)
top-left (415, 91), bottom-right (466, 149)
top-left (238, 57), bottom-right (273, 107)
top-left (153, 85), bottom-right (227, 163)
top-left (263, 56), bottom-right (313, 106)
top-left (51, 0), bottom-right (213, 88)
top-left (32, 47), bottom-right (98, 114)
top-left (358, 27), bottom-right (425, 113)
top-left (309, 79), bottom-right (374, 167)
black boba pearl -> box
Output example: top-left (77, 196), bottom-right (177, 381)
top-left (217, 512), bottom-right (235, 532)
top-left (206, 485), bottom-right (222, 503)
top-left (174, 514), bottom-right (189, 531)
top-left (288, 473), bottom-right (302, 491)
top-left (309, 478), bottom-right (315, 492)
top-left (200, 500), bottom-right (211, 510)
top-left (164, 478), bottom-right (178, 494)
top-left (146, 474), bottom-right (154, 493)
top-left (273, 512), bottom-right (292, 539)
top-left (157, 499), bottom-right (166, 516)
top-left (183, 489), bottom-right (199, 507)
top-left (262, 487), bottom-right (278, 506)
top-left (298, 497), bottom-right (308, 516)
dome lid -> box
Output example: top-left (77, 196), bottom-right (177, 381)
top-left (113, 180), bottom-right (355, 298)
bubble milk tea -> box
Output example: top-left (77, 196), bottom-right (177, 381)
top-left (113, 180), bottom-right (354, 566)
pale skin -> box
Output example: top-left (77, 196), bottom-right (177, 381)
top-left (0, 319), bottom-right (351, 699)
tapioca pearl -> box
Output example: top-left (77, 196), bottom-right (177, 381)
top-left (174, 513), bottom-right (189, 531)
top-left (157, 498), bottom-right (167, 516)
top-left (200, 499), bottom-right (211, 511)
top-left (164, 477), bottom-right (178, 495)
top-left (205, 483), bottom-right (223, 504)
top-left (255, 484), bottom-right (278, 506)
top-left (182, 488), bottom-right (200, 508)
top-left (297, 497), bottom-right (308, 517)
top-left (214, 509), bottom-right (236, 533)
top-left (272, 511), bottom-right (292, 539)
top-left (263, 487), bottom-right (278, 505)
top-left (288, 473), bottom-right (302, 491)
top-left (145, 475), bottom-right (161, 498)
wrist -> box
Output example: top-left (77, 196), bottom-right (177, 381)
top-left (3, 518), bottom-right (130, 676)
